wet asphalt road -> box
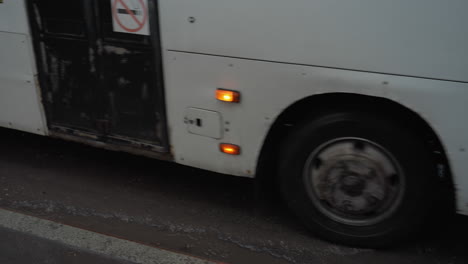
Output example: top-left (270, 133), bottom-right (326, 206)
top-left (0, 127), bottom-right (467, 264)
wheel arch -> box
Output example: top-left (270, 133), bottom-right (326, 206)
top-left (255, 92), bottom-right (455, 209)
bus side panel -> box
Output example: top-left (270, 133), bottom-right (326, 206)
top-left (0, 0), bottom-right (30, 34)
top-left (0, 0), bottom-right (46, 135)
top-left (162, 51), bottom-right (468, 215)
top-left (159, 0), bottom-right (468, 83)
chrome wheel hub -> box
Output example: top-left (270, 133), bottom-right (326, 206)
top-left (304, 138), bottom-right (405, 226)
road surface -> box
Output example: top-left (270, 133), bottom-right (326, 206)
top-left (0, 127), bottom-right (467, 264)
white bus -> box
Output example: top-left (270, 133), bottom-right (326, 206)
top-left (1, 0), bottom-right (467, 247)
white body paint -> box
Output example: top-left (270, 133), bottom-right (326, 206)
top-left (158, 0), bottom-right (468, 214)
top-left (0, 0), bottom-right (46, 135)
top-left (1, 1), bottom-right (467, 215)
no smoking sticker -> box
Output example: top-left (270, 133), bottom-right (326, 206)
top-left (111, 0), bottom-right (149, 35)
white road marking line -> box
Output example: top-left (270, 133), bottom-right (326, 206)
top-left (0, 208), bottom-right (219, 264)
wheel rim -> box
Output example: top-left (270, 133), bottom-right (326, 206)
top-left (303, 137), bottom-right (405, 226)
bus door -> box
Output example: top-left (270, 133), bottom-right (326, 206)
top-left (28, 0), bottom-right (167, 151)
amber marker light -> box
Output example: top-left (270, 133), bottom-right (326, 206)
top-left (216, 89), bottom-right (240, 103)
top-left (220, 143), bottom-right (241, 155)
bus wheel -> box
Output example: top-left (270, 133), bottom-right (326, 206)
top-left (278, 111), bottom-right (436, 247)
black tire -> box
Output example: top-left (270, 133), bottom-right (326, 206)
top-left (279, 110), bottom-right (437, 248)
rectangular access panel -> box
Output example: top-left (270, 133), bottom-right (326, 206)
top-left (28, 0), bottom-right (168, 151)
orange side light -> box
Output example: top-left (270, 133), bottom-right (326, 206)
top-left (220, 143), bottom-right (241, 155)
top-left (216, 89), bottom-right (240, 103)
